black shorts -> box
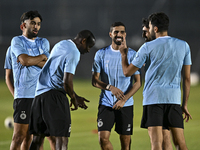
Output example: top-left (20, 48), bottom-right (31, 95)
top-left (29, 90), bottom-right (71, 137)
top-left (97, 105), bottom-right (133, 135)
top-left (141, 104), bottom-right (184, 129)
top-left (13, 98), bottom-right (33, 124)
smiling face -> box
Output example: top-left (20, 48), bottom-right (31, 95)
top-left (23, 17), bottom-right (41, 39)
top-left (109, 26), bottom-right (126, 46)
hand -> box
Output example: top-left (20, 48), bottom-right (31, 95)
top-left (112, 98), bottom-right (126, 110)
top-left (181, 105), bottom-right (192, 122)
top-left (41, 54), bottom-right (48, 61)
top-left (70, 97), bottom-right (78, 111)
top-left (76, 95), bottom-right (90, 110)
top-left (119, 37), bottom-right (128, 55)
top-left (110, 86), bottom-right (125, 101)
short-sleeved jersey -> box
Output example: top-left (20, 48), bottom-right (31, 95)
top-left (4, 46), bottom-right (12, 69)
top-left (131, 36), bottom-right (192, 105)
top-left (35, 40), bottom-right (80, 96)
top-left (11, 35), bottom-right (50, 99)
top-left (92, 45), bottom-right (140, 107)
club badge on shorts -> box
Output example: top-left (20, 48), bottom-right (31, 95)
top-left (20, 111), bottom-right (26, 120)
top-left (98, 119), bottom-right (103, 127)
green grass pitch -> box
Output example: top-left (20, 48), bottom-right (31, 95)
top-left (0, 79), bottom-right (199, 149)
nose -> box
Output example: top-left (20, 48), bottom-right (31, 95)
top-left (117, 32), bottom-right (122, 36)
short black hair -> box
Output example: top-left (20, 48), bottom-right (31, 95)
top-left (110, 22), bottom-right (126, 32)
top-left (148, 12), bottom-right (169, 32)
top-left (20, 10), bottom-right (42, 23)
top-left (77, 30), bottom-right (95, 45)
top-left (142, 18), bottom-right (149, 28)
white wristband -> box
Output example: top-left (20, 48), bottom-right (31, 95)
top-left (106, 84), bottom-right (111, 90)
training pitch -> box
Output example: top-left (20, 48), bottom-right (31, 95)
top-left (0, 79), bottom-right (199, 150)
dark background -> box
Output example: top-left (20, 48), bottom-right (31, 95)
top-left (0, 0), bottom-right (199, 79)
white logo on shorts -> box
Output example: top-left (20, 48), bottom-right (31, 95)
top-left (98, 119), bottom-right (103, 127)
top-left (68, 124), bottom-right (71, 133)
top-left (20, 111), bottom-right (26, 120)
top-left (126, 124), bottom-right (131, 131)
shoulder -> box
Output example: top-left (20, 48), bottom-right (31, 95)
top-left (96, 45), bottom-right (110, 54)
top-left (37, 37), bottom-right (49, 44)
top-left (11, 36), bottom-right (23, 43)
top-left (127, 47), bottom-right (137, 54)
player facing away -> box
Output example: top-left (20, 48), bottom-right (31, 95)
top-left (92, 22), bottom-right (141, 150)
top-left (119, 12), bottom-right (192, 150)
top-left (9, 10), bottom-right (55, 150)
top-left (29, 30), bottom-right (95, 150)
top-left (141, 18), bottom-right (173, 150)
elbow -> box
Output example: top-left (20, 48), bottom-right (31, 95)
top-left (91, 78), bottom-right (98, 88)
top-left (91, 80), bottom-right (97, 87)
top-left (123, 71), bottom-right (132, 77)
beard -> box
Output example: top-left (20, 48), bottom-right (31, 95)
top-left (150, 28), bottom-right (156, 40)
top-left (27, 28), bottom-right (38, 39)
top-left (145, 37), bottom-right (151, 42)
top-left (113, 36), bottom-right (123, 45)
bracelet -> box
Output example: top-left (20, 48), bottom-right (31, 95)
top-left (106, 84), bottom-right (111, 90)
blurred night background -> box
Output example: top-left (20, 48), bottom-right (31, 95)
top-left (0, 0), bottom-right (200, 80)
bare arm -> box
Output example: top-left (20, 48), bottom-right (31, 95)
top-left (92, 72), bottom-right (125, 100)
top-left (5, 69), bottom-right (14, 97)
top-left (18, 54), bottom-right (47, 68)
top-left (119, 38), bottom-right (139, 77)
top-left (182, 65), bottom-right (192, 122)
top-left (63, 72), bottom-right (89, 110)
top-left (113, 74), bottom-right (141, 110)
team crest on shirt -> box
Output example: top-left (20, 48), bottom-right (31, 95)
top-left (39, 48), bottom-right (44, 54)
top-left (105, 60), bottom-right (109, 68)
top-left (98, 119), bottom-right (103, 127)
top-left (20, 111), bottom-right (26, 120)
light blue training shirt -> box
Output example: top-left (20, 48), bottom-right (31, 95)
top-left (35, 40), bottom-right (80, 96)
top-left (11, 35), bottom-right (50, 99)
top-left (92, 45), bottom-right (140, 107)
top-left (131, 36), bottom-right (192, 105)
top-left (4, 46), bottom-right (12, 69)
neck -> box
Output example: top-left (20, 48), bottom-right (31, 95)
top-left (156, 31), bottom-right (168, 38)
top-left (72, 39), bottom-right (79, 48)
top-left (22, 32), bottom-right (37, 40)
top-left (111, 43), bottom-right (120, 50)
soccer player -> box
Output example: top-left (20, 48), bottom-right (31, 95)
top-left (29, 30), bottom-right (95, 150)
top-left (119, 12), bottom-right (192, 150)
top-left (92, 22), bottom-right (141, 150)
top-left (142, 18), bottom-right (173, 150)
top-left (9, 10), bottom-right (54, 150)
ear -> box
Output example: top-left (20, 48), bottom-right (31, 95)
top-left (109, 32), bottom-right (112, 38)
top-left (154, 26), bottom-right (158, 33)
top-left (20, 23), bottom-right (25, 31)
top-left (81, 38), bottom-right (87, 44)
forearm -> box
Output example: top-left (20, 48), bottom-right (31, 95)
top-left (36, 60), bottom-right (47, 68)
top-left (124, 81), bottom-right (141, 101)
top-left (182, 77), bottom-right (190, 107)
top-left (92, 78), bottom-right (109, 90)
top-left (64, 82), bottom-right (76, 99)
top-left (121, 52), bottom-right (130, 76)
top-left (5, 79), bottom-right (14, 97)
top-left (5, 69), bottom-right (14, 97)
top-left (18, 54), bottom-right (47, 67)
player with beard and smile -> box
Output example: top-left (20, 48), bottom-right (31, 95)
top-left (92, 22), bottom-right (141, 150)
